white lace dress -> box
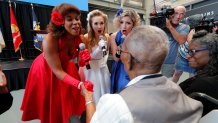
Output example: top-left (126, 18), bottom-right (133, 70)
top-left (79, 45), bottom-right (111, 104)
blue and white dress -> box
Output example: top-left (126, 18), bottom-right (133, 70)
top-left (111, 31), bottom-right (130, 93)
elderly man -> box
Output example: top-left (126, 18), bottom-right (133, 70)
top-left (82, 25), bottom-right (202, 123)
top-left (161, 5), bottom-right (190, 78)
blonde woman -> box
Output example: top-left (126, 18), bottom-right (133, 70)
top-left (79, 9), bottom-right (110, 104)
top-left (110, 8), bottom-right (141, 93)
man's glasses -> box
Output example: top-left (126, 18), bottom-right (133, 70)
top-left (115, 49), bottom-right (130, 58)
top-left (116, 49), bottom-right (140, 63)
top-left (188, 48), bottom-right (208, 56)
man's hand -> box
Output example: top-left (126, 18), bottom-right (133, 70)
top-left (80, 83), bottom-right (96, 123)
top-left (80, 83), bottom-right (93, 102)
top-left (166, 18), bottom-right (173, 29)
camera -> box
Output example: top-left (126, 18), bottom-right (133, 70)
top-left (195, 18), bottom-right (215, 33)
top-left (149, 6), bottom-right (174, 29)
top-left (186, 14), bottom-right (218, 33)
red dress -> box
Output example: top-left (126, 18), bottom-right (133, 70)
top-left (21, 36), bottom-right (85, 123)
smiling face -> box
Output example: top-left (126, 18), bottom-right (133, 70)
top-left (64, 12), bottom-right (81, 36)
top-left (187, 42), bottom-right (210, 69)
top-left (91, 15), bottom-right (105, 37)
top-left (120, 16), bottom-right (134, 36)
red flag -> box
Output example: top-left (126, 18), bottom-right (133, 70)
top-left (10, 5), bottom-right (22, 52)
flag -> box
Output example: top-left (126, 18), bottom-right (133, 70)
top-left (32, 6), bottom-right (41, 51)
top-left (10, 5), bottom-right (22, 52)
top-left (32, 5), bottom-right (39, 30)
top-left (0, 28), bottom-right (6, 53)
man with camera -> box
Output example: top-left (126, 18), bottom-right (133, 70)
top-left (161, 5), bottom-right (190, 78)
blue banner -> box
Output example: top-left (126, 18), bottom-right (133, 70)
top-left (32, 7), bottom-right (41, 51)
top-left (16, 0), bottom-right (88, 11)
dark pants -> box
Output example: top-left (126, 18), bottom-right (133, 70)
top-left (68, 111), bottom-right (86, 123)
top-left (0, 93), bottom-right (13, 115)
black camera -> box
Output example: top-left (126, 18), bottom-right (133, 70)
top-left (195, 18), bottom-right (215, 33)
top-left (186, 14), bottom-right (218, 33)
top-left (157, 6), bottom-right (175, 18)
top-left (214, 21), bottom-right (218, 34)
top-left (150, 6), bottom-right (174, 29)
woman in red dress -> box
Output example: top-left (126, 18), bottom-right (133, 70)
top-left (21, 3), bottom-right (93, 123)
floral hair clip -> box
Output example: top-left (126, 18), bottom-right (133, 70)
top-left (115, 8), bottom-right (123, 17)
top-left (51, 11), bottom-right (64, 26)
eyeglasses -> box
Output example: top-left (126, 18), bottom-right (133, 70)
top-left (188, 48), bottom-right (208, 56)
top-left (115, 49), bottom-right (130, 58)
top-left (116, 49), bottom-right (140, 63)
top-left (120, 49), bottom-right (130, 55)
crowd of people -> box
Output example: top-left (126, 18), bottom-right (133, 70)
top-left (0, 2), bottom-right (218, 123)
top-left (82, 25), bottom-right (203, 123)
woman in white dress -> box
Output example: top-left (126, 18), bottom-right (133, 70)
top-left (79, 9), bottom-right (110, 104)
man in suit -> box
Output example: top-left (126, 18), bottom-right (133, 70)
top-left (81, 25), bottom-right (203, 123)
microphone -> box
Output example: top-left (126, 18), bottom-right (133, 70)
top-left (115, 35), bottom-right (126, 58)
top-left (121, 35), bottom-right (126, 39)
top-left (79, 43), bottom-right (91, 69)
top-left (99, 35), bottom-right (107, 57)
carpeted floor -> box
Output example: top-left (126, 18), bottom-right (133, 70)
top-left (0, 89), bottom-right (40, 123)
top-left (0, 72), bottom-right (189, 123)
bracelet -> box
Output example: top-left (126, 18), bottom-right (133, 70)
top-left (78, 82), bottom-right (83, 89)
top-left (86, 100), bottom-right (93, 105)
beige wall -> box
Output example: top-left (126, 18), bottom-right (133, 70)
top-left (89, 0), bottom-right (146, 33)
top-left (102, 10), bottom-right (118, 33)
top-left (158, 0), bottom-right (204, 7)
top-left (88, 0), bottom-right (205, 29)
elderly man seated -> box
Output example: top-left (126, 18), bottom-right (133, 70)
top-left (81, 25), bottom-right (203, 123)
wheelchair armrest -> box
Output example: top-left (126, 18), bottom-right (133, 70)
top-left (189, 92), bottom-right (218, 116)
top-left (189, 92), bottom-right (218, 105)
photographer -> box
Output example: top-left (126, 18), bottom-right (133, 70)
top-left (161, 5), bottom-right (190, 78)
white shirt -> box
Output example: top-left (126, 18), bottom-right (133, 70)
top-left (90, 75), bottom-right (147, 123)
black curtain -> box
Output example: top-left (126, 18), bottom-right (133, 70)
top-left (0, 1), bottom-right (87, 61)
